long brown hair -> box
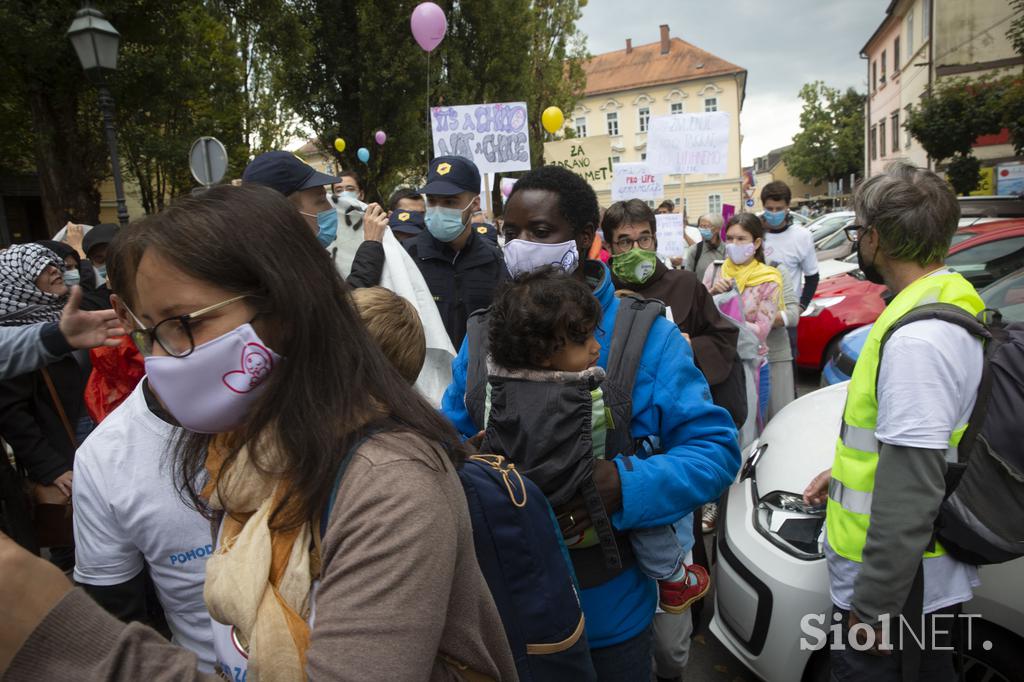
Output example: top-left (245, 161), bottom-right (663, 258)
top-left (110, 184), bottom-right (463, 530)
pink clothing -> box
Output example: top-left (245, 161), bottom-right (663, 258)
top-left (703, 266), bottom-right (780, 356)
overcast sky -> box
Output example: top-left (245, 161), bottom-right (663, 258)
top-left (578, 0), bottom-right (886, 165)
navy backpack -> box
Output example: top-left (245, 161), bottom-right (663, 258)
top-left (459, 454), bottom-right (597, 682)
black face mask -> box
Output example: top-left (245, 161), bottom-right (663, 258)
top-left (856, 235), bottom-right (885, 285)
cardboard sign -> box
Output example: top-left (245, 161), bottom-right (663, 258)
top-left (646, 112), bottom-right (730, 175)
top-left (611, 162), bottom-right (663, 201)
top-left (543, 136), bottom-right (614, 188)
top-left (655, 213), bottom-right (686, 259)
top-left (432, 102), bottom-right (532, 174)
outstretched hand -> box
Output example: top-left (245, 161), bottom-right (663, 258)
top-left (363, 203), bottom-right (388, 242)
top-left (803, 468), bottom-right (832, 506)
top-left (58, 286), bottom-right (126, 350)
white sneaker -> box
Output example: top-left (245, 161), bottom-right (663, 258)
top-left (701, 503), bottom-right (719, 534)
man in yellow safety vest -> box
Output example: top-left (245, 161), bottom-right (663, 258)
top-left (803, 163), bottom-right (984, 681)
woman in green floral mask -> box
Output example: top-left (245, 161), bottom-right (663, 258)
top-left (604, 199), bottom-right (745, 428)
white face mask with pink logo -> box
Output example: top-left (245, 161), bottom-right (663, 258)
top-left (145, 323), bottom-right (281, 434)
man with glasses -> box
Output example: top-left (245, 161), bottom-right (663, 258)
top-left (804, 163), bottom-right (984, 681)
top-left (71, 240), bottom-right (216, 672)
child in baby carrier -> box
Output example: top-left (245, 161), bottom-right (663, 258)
top-left (485, 267), bottom-right (709, 613)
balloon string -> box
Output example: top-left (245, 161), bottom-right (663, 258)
top-left (427, 50), bottom-right (431, 162)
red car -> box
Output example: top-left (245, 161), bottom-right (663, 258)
top-left (797, 218), bottom-right (1024, 368)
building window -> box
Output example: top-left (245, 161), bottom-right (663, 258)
top-left (704, 97), bottom-right (718, 113)
top-left (611, 155), bottom-right (621, 165)
top-left (671, 102), bottom-right (683, 115)
top-left (923, 0), bottom-right (931, 40)
top-left (891, 111), bottom-right (900, 151)
top-left (870, 125), bottom-right (878, 160)
top-left (872, 61), bottom-right (877, 91)
top-left (881, 50), bottom-right (887, 84)
top-left (575, 116), bottom-right (587, 138)
top-left (707, 194), bottom-right (722, 215)
top-left (607, 112), bottom-right (619, 136)
top-left (641, 152), bottom-right (647, 161)
top-left (880, 119), bottom-right (887, 157)
top-left (904, 105), bottom-right (913, 148)
top-left (894, 36), bottom-right (900, 72)
top-left (638, 107), bottom-right (650, 133)
top-left (906, 13), bottom-right (914, 55)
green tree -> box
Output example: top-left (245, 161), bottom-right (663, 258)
top-left (905, 76), bottom-right (1003, 195)
top-left (280, 0), bottom-right (587, 202)
top-left (1008, 0), bottom-right (1024, 57)
top-left (785, 81), bottom-right (865, 190)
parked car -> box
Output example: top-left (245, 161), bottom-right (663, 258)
top-left (822, 266), bottom-right (1024, 385)
top-left (797, 219), bottom-right (1024, 368)
top-left (814, 220), bottom-right (856, 262)
top-left (710, 382), bottom-right (1024, 682)
top-left (805, 211), bottom-right (856, 239)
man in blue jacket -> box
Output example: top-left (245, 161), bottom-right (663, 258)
top-left (442, 166), bottom-right (740, 681)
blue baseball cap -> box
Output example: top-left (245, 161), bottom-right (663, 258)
top-left (419, 156), bottom-right (481, 196)
top-left (388, 209), bottom-right (426, 235)
top-left (242, 151), bottom-right (339, 196)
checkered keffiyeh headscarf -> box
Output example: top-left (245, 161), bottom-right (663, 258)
top-left (0, 243), bottom-right (67, 326)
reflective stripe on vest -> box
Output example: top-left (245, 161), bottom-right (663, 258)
top-left (826, 271), bottom-right (983, 564)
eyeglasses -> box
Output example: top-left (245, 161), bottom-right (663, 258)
top-left (844, 224), bottom-right (866, 242)
top-left (124, 295), bottom-right (250, 358)
top-left (613, 235), bottom-right (655, 253)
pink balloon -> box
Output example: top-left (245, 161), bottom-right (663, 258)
top-left (410, 2), bottom-right (447, 52)
top-left (374, 130), bottom-right (387, 145)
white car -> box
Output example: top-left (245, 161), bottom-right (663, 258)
top-left (805, 211), bottom-right (855, 239)
top-left (710, 382), bottom-right (1024, 682)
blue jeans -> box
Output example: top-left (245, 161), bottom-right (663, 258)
top-left (590, 624), bottom-right (653, 682)
top-left (630, 523), bottom-right (686, 581)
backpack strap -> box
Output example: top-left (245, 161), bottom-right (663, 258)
top-left (692, 241), bottom-right (704, 269)
top-left (877, 304), bottom-right (995, 467)
top-left (465, 308), bottom-right (491, 432)
top-left (603, 295), bottom-right (664, 457)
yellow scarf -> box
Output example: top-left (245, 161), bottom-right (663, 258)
top-left (720, 257), bottom-right (785, 307)
top-left (202, 434), bottom-right (316, 681)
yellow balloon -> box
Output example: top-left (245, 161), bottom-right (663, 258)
top-left (334, 138), bottom-right (346, 153)
top-left (542, 106), bottom-right (565, 134)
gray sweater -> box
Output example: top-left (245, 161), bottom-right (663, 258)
top-left (0, 322), bottom-right (73, 381)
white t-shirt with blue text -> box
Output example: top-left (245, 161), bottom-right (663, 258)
top-left (73, 381), bottom-right (215, 671)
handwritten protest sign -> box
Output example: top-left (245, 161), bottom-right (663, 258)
top-left (655, 213), bottom-right (686, 259)
top-left (431, 102), bottom-right (531, 174)
top-left (544, 136), bottom-right (614, 188)
top-left (646, 112), bottom-right (730, 175)
top-left (611, 162), bottom-right (663, 201)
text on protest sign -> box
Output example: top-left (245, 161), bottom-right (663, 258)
top-left (655, 213), bottom-right (686, 260)
top-left (646, 112), bottom-right (730, 175)
top-left (611, 162), bottom-right (664, 201)
top-left (432, 102), bottom-right (532, 175)
top-left (543, 136), bottom-right (614, 187)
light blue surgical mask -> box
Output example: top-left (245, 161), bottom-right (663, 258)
top-left (315, 207), bottom-right (338, 247)
top-left (426, 198), bottom-right (475, 243)
top-left (699, 228), bottom-right (714, 241)
top-left (338, 191), bottom-right (359, 202)
top-left (62, 269), bottom-right (80, 286)
top-left (763, 209), bottom-right (787, 228)
top-left (95, 265), bottom-right (107, 284)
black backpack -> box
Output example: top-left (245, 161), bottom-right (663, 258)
top-left (879, 303), bottom-right (1024, 565)
top-left (464, 295), bottom-right (665, 589)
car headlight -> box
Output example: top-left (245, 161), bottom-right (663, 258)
top-left (751, 489), bottom-right (826, 560)
top-left (801, 296), bottom-right (846, 317)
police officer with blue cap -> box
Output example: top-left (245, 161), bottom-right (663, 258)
top-left (243, 151), bottom-right (388, 288)
top-left (388, 209), bottom-right (425, 243)
top-left (405, 155), bottom-right (505, 348)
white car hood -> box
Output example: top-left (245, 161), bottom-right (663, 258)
top-left (749, 382), bottom-right (849, 495)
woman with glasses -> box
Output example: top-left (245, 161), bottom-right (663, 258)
top-left (0, 184), bottom-right (516, 681)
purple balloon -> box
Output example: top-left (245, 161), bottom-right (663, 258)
top-left (410, 2), bottom-right (447, 52)
top-left (374, 130), bottom-right (387, 145)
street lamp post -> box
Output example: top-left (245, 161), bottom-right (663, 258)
top-left (67, 5), bottom-right (129, 228)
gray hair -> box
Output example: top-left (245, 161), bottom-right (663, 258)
top-left (853, 162), bottom-right (960, 266)
top-left (697, 213), bottom-right (724, 229)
